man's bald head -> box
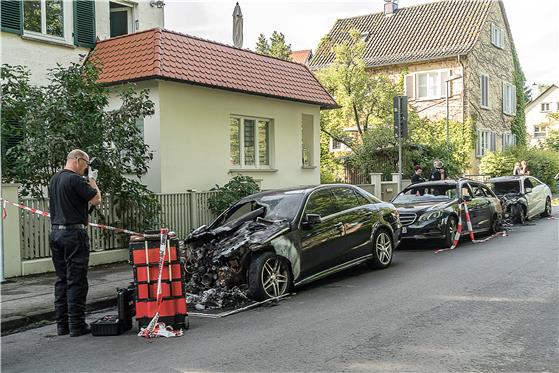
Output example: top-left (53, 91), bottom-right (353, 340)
top-left (67, 149), bottom-right (90, 161)
top-left (65, 149), bottom-right (90, 175)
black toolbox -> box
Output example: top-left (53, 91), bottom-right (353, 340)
top-left (91, 287), bottom-right (135, 336)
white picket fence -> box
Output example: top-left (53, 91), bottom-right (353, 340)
top-left (19, 191), bottom-right (219, 260)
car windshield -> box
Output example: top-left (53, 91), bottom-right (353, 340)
top-left (488, 181), bottom-right (521, 195)
top-left (393, 184), bottom-right (457, 204)
top-left (222, 191), bottom-right (306, 224)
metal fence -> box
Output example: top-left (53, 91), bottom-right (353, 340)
top-left (20, 191), bottom-right (219, 260)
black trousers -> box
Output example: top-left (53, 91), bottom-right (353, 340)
top-left (50, 229), bottom-right (90, 330)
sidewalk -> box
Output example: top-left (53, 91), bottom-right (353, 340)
top-left (1, 262), bottom-right (133, 335)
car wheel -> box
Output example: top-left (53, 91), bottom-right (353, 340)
top-left (489, 213), bottom-right (499, 234)
top-left (248, 252), bottom-right (292, 301)
top-left (366, 229), bottom-right (393, 270)
top-left (541, 198), bottom-right (552, 218)
top-left (512, 205), bottom-right (525, 224)
top-left (443, 216), bottom-right (457, 248)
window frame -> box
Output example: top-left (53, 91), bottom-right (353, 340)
top-left (502, 81), bottom-right (516, 116)
top-left (480, 73), bottom-right (490, 109)
top-left (23, 0), bottom-right (73, 44)
top-left (490, 23), bottom-right (504, 49)
top-left (230, 115), bottom-right (273, 169)
top-left (541, 102), bottom-right (551, 112)
top-left (109, 0), bottom-right (135, 37)
top-left (476, 129), bottom-right (496, 158)
top-left (414, 69), bottom-right (448, 100)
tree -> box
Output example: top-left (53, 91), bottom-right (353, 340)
top-left (511, 50), bottom-right (528, 146)
top-left (1, 61), bottom-right (159, 230)
top-left (254, 31), bottom-right (292, 60)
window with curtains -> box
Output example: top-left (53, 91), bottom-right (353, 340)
top-left (476, 130), bottom-right (496, 158)
top-left (480, 74), bottom-right (489, 109)
top-left (230, 116), bottom-right (272, 168)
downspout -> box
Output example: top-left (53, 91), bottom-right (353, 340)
top-left (458, 54), bottom-right (466, 124)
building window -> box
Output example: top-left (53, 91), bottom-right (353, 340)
top-left (541, 102), bottom-right (551, 112)
top-left (533, 125), bottom-right (546, 138)
top-left (110, 1), bottom-right (134, 37)
top-left (476, 130), bottom-right (496, 157)
top-left (490, 23), bottom-right (504, 48)
top-left (230, 116), bottom-right (272, 168)
top-left (502, 133), bottom-right (516, 150)
top-left (480, 74), bottom-right (489, 109)
top-left (415, 70), bottom-right (448, 100)
top-left (502, 82), bottom-right (516, 116)
top-left (24, 0), bottom-right (64, 38)
top-left (301, 114), bottom-right (315, 167)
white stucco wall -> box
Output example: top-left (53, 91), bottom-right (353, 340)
top-left (157, 81), bottom-right (322, 192)
top-left (1, 0), bottom-right (163, 85)
top-left (525, 86), bottom-right (559, 147)
top-left (106, 81), bottom-right (162, 193)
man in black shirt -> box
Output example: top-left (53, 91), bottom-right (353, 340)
top-left (430, 160), bottom-right (446, 181)
top-left (411, 165), bottom-right (425, 184)
top-left (49, 149), bottom-right (101, 337)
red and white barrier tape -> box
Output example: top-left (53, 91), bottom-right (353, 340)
top-left (0, 198), bottom-right (143, 236)
top-left (435, 201), bottom-right (507, 253)
top-left (138, 228), bottom-right (183, 339)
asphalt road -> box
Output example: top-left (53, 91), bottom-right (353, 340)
top-left (2, 208), bottom-right (558, 373)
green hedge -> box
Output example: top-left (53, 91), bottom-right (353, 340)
top-left (480, 147), bottom-right (559, 192)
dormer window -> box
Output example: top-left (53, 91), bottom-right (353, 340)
top-left (110, 1), bottom-right (135, 37)
top-left (360, 32), bottom-right (370, 42)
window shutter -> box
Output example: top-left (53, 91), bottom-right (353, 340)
top-left (491, 132), bottom-right (496, 152)
top-left (512, 85), bottom-right (517, 115)
top-left (440, 70), bottom-right (449, 98)
top-left (404, 74), bottom-right (415, 100)
top-left (74, 0), bottom-right (96, 48)
top-left (490, 24), bottom-right (495, 45)
top-left (1, 0), bottom-right (23, 35)
top-left (502, 82), bottom-right (507, 114)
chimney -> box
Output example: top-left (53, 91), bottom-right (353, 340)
top-left (531, 83), bottom-right (539, 98)
top-left (384, 0), bottom-right (398, 16)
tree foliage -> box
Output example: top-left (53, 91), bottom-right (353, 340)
top-left (511, 50), bottom-right (528, 146)
top-left (1, 62), bottom-right (159, 229)
top-left (254, 31), bottom-right (292, 60)
top-left (207, 175), bottom-right (260, 215)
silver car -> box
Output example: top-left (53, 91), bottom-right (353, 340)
top-left (487, 176), bottom-right (553, 221)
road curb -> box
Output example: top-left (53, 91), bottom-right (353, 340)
top-left (1, 296), bottom-right (117, 336)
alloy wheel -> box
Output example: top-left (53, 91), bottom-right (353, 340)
top-left (375, 232), bottom-right (393, 265)
top-left (546, 199), bottom-right (552, 216)
top-left (261, 256), bottom-right (289, 298)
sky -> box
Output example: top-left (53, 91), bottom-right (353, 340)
top-left (164, 0), bottom-right (559, 87)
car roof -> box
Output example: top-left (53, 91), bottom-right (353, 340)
top-left (487, 176), bottom-right (524, 182)
top-left (239, 184), bottom-right (364, 202)
top-left (404, 179), bottom-right (460, 188)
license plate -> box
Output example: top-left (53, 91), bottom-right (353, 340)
top-left (402, 227), bottom-right (407, 234)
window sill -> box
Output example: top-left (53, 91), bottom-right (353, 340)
top-left (301, 165), bottom-right (317, 169)
top-left (229, 168), bottom-right (278, 173)
top-left (22, 33), bottom-right (75, 48)
top-left (415, 96), bottom-right (445, 102)
top-left (480, 105), bottom-right (490, 110)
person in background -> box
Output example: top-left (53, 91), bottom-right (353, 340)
top-left (411, 165), bottom-right (425, 184)
top-left (430, 160), bottom-right (446, 181)
top-left (513, 161), bottom-right (522, 176)
top-left (520, 160), bottom-right (530, 175)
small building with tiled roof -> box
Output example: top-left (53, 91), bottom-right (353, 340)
top-left (290, 49), bottom-right (313, 65)
top-left (310, 0), bottom-right (521, 171)
top-left (525, 84), bottom-right (559, 147)
top-left (92, 28), bottom-right (337, 193)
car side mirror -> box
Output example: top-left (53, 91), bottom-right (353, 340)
top-left (462, 195), bottom-right (472, 202)
top-left (525, 187), bottom-right (532, 194)
top-left (303, 213), bottom-right (322, 227)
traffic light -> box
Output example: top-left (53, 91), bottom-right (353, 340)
top-left (394, 96), bottom-right (408, 138)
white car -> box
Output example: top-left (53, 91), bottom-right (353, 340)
top-left (487, 176), bottom-right (553, 221)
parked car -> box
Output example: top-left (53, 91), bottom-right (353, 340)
top-left (391, 179), bottom-right (502, 246)
top-left (487, 176), bottom-right (552, 223)
top-left (185, 184), bottom-right (401, 301)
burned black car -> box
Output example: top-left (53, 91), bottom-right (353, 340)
top-left (185, 184), bottom-right (401, 301)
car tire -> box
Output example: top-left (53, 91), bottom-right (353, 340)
top-left (489, 213), bottom-right (499, 234)
top-left (248, 251), bottom-right (292, 301)
top-left (366, 229), bottom-right (393, 270)
top-left (442, 216), bottom-right (457, 248)
top-left (512, 204), bottom-right (525, 224)
top-left (541, 198), bottom-right (552, 218)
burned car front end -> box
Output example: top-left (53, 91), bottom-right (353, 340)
top-left (487, 178), bottom-right (527, 224)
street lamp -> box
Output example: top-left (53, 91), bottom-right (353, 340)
top-left (445, 73), bottom-right (462, 145)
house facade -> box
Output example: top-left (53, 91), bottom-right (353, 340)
top-left (525, 85), bottom-right (559, 147)
top-left (93, 29), bottom-right (337, 193)
top-left (0, 0), bottom-right (163, 84)
top-left (310, 0), bottom-right (520, 171)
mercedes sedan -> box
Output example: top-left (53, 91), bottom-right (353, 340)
top-left (185, 184), bottom-right (401, 301)
top-left (391, 179), bottom-right (502, 246)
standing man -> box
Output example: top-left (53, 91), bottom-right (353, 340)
top-left (430, 160), bottom-right (446, 181)
top-left (49, 149), bottom-right (101, 337)
top-left (411, 165), bottom-right (425, 184)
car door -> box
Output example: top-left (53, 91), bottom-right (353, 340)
top-left (481, 183), bottom-right (502, 218)
top-left (523, 178), bottom-right (538, 218)
top-left (331, 187), bottom-right (373, 263)
top-left (468, 182), bottom-right (492, 229)
top-left (299, 189), bottom-right (346, 278)
top-left (529, 177), bottom-right (545, 214)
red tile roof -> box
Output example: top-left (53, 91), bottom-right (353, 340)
top-left (92, 29), bottom-right (338, 109)
top-left (290, 49), bottom-right (313, 65)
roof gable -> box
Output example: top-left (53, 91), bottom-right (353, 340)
top-left (526, 85), bottom-right (559, 110)
top-left (310, 0), bottom-right (493, 69)
top-left (92, 29), bottom-right (337, 109)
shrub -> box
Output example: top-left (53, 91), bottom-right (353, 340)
top-left (480, 147), bottom-right (559, 192)
top-left (208, 175), bottom-right (260, 215)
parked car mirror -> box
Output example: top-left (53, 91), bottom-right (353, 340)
top-left (462, 195), bottom-right (472, 202)
top-left (525, 188), bottom-right (532, 194)
top-left (303, 213), bottom-right (322, 227)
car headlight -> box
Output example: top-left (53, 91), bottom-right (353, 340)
top-left (418, 210), bottom-right (444, 222)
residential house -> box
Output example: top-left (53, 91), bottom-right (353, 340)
top-left (0, 0), bottom-right (164, 84)
top-left (525, 85), bottom-right (559, 147)
top-left (92, 28), bottom-right (337, 193)
top-left (290, 49), bottom-right (313, 65)
top-left (310, 0), bottom-right (520, 171)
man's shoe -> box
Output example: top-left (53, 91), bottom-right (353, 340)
top-left (70, 325), bottom-right (91, 337)
top-left (57, 325), bottom-right (69, 336)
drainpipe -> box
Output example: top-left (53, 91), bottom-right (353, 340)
top-left (458, 55), bottom-right (466, 123)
